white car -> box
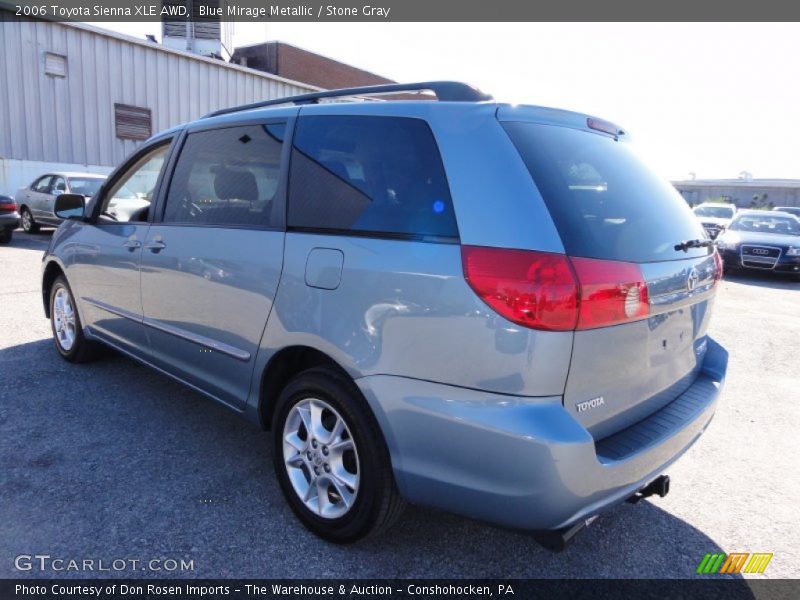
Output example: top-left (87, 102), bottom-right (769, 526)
top-left (693, 202), bottom-right (737, 239)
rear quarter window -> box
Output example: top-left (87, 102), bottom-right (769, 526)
top-left (503, 122), bottom-right (708, 263)
top-left (288, 115), bottom-right (458, 240)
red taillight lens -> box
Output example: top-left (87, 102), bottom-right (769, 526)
top-left (0, 202), bottom-right (17, 211)
top-left (570, 257), bottom-right (649, 329)
top-left (462, 246), bottom-right (651, 331)
top-left (713, 250), bottom-right (723, 281)
top-left (461, 246), bottom-right (579, 331)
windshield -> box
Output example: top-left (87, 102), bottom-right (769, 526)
top-left (729, 214), bottom-right (800, 235)
top-left (775, 207), bottom-right (800, 217)
top-left (503, 122), bottom-right (708, 262)
top-left (694, 206), bottom-right (734, 219)
top-left (68, 177), bottom-right (105, 197)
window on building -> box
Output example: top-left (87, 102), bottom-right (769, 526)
top-left (44, 52), bottom-right (67, 77)
top-left (114, 104), bottom-right (152, 141)
top-left (288, 115), bottom-right (458, 240)
top-left (162, 123), bottom-right (285, 228)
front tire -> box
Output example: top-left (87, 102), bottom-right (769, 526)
top-left (21, 207), bottom-right (40, 233)
top-left (50, 275), bottom-right (99, 363)
top-left (272, 367), bottom-right (405, 543)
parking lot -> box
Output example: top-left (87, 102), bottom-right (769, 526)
top-left (1, 229), bottom-right (798, 579)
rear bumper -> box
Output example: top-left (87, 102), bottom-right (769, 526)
top-left (0, 212), bottom-right (20, 229)
top-left (356, 337), bottom-right (727, 531)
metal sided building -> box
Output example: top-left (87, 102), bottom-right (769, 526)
top-left (0, 9), bottom-right (317, 196)
top-left (673, 178), bottom-right (800, 209)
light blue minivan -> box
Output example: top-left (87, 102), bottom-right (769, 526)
top-left (44, 82), bottom-right (727, 548)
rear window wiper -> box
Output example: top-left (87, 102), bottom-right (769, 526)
top-left (674, 238), bottom-right (715, 252)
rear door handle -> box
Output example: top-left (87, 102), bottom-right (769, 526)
top-left (122, 239), bottom-right (142, 250)
top-left (144, 240), bottom-right (166, 252)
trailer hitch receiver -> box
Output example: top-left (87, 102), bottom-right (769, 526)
top-left (627, 474), bottom-right (670, 504)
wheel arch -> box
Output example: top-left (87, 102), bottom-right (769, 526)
top-left (257, 345), bottom-right (354, 431)
top-left (42, 260), bottom-right (65, 318)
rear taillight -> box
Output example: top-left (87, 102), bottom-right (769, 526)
top-left (461, 246), bottom-right (578, 331)
top-left (570, 257), bottom-right (649, 329)
top-left (0, 202), bottom-right (16, 212)
top-left (713, 250), bottom-right (723, 281)
top-left (462, 246), bottom-right (651, 332)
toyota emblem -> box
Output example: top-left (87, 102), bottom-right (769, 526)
top-left (687, 267), bottom-right (699, 292)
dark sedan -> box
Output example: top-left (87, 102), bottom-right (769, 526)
top-left (716, 210), bottom-right (800, 279)
top-left (0, 194), bottom-right (20, 244)
top-left (774, 206), bottom-right (800, 219)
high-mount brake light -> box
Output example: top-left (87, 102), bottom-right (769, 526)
top-left (462, 246), bottom-right (651, 332)
top-left (587, 117), bottom-right (624, 138)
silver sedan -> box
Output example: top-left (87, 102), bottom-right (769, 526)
top-left (16, 172), bottom-right (106, 233)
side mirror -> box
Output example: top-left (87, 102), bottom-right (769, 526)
top-left (54, 193), bottom-right (86, 220)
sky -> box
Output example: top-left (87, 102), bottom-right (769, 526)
top-left (96, 22), bottom-right (800, 181)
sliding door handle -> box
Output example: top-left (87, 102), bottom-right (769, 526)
top-left (144, 240), bottom-right (166, 252)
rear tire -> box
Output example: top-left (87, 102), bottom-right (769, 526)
top-left (0, 227), bottom-right (12, 244)
top-left (271, 367), bottom-right (405, 543)
top-left (21, 207), bottom-right (40, 233)
top-left (49, 275), bottom-right (100, 363)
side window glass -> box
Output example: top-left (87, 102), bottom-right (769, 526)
top-left (162, 123), bottom-right (285, 228)
top-left (51, 177), bottom-right (67, 195)
top-left (288, 115), bottom-right (458, 239)
top-left (100, 144), bottom-right (169, 223)
top-left (33, 176), bottom-right (53, 193)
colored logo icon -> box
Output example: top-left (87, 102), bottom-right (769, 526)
top-left (697, 552), bottom-right (773, 574)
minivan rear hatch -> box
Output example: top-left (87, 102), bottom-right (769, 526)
top-left (501, 110), bottom-right (720, 439)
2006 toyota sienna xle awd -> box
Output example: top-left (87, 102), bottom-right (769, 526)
top-left (43, 82), bottom-right (728, 548)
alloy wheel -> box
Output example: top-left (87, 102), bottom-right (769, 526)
top-left (53, 287), bottom-right (76, 351)
top-left (282, 397), bottom-right (360, 519)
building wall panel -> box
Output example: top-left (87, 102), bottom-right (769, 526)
top-left (1, 10), bottom-right (316, 195)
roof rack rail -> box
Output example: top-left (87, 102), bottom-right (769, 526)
top-left (203, 81), bottom-right (492, 118)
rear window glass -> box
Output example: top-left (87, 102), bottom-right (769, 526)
top-left (68, 178), bottom-right (104, 197)
top-left (288, 115), bottom-right (458, 240)
top-left (503, 122), bottom-right (709, 263)
top-left (694, 205), bottom-right (734, 219)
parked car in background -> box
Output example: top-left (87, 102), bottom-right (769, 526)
top-left (0, 195), bottom-right (20, 244)
top-left (16, 172), bottom-right (106, 233)
top-left (773, 206), bottom-right (800, 219)
top-left (717, 210), bottom-right (800, 278)
top-left (41, 82), bottom-right (727, 548)
top-left (692, 202), bottom-right (737, 239)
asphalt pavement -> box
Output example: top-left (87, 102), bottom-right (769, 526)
top-left (1, 230), bottom-right (798, 579)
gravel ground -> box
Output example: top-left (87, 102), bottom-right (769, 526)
top-left (1, 230), bottom-right (798, 579)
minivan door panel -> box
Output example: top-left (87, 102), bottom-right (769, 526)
top-left (139, 227), bottom-right (284, 408)
top-left (69, 222), bottom-right (151, 357)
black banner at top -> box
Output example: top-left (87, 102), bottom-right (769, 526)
top-left (2, 0), bottom-right (800, 22)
